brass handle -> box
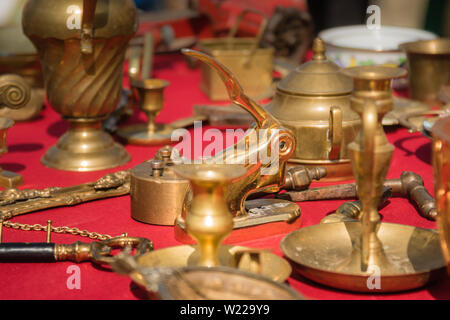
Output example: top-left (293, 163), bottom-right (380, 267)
top-left (81, 0), bottom-right (98, 54)
top-left (181, 49), bottom-right (277, 129)
top-left (227, 9), bottom-right (268, 67)
top-left (360, 101), bottom-right (378, 268)
top-left (328, 106), bottom-right (343, 160)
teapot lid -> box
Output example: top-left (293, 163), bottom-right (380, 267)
top-left (277, 38), bottom-right (353, 96)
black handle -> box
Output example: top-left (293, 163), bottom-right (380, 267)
top-left (0, 243), bottom-right (56, 262)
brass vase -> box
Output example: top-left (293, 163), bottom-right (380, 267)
top-left (22, 0), bottom-right (137, 171)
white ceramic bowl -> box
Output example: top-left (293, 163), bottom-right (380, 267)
top-left (319, 25), bottom-right (437, 68)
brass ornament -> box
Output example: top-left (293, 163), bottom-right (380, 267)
top-left (0, 74), bottom-right (32, 187)
top-left (23, 0), bottom-right (138, 171)
top-left (266, 38), bottom-right (359, 181)
top-left (432, 115), bottom-right (450, 274)
top-left (281, 66), bottom-right (446, 292)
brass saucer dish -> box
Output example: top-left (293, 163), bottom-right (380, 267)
top-left (131, 244), bottom-right (292, 284)
top-left (281, 222), bottom-right (445, 292)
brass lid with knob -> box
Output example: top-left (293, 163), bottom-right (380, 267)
top-left (277, 38), bottom-right (353, 96)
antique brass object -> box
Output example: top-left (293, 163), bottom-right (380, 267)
top-left (0, 171), bottom-right (130, 221)
top-left (400, 39), bottom-right (450, 105)
top-left (128, 245), bottom-right (292, 283)
top-left (175, 49), bottom-right (298, 231)
top-left (398, 109), bottom-right (449, 139)
top-left (116, 79), bottom-right (204, 145)
top-left (281, 171), bottom-right (438, 221)
top-left (281, 66), bottom-right (446, 292)
top-left (266, 38), bottom-right (359, 181)
top-left (173, 163), bottom-right (246, 267)
top-left (197, 9), bottom-right (274, 101)
top-left (432, 115), bottom-right (450, 274)
top-left (0, 74), bottom-right (32, 188)
top-left (136, 266), bottom-right (302, 300)
top-left (23, 0), bottom-right (138, 171)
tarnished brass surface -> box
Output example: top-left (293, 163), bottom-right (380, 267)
top-left (0, 118), bottom-right (23, 188)
top-left (400, 39), bottom-right (450, 105)
top-left (0, 171), bottom-right (130, 221)
top-left (23, 0), bottom-right (137, 171)
top-left (197, 10), bottom-right (273, 101)
top-left (398, 109), bottom-right (449, 139)
top-left (154, 266), bottom-right (302, 300)
top-left (281, 66), bottom-right (446, 292)
top-left (132, 245), bottom-right (292, 283)
top-left (266, 38), bottom-right (359, 182)
top-left (432, 115), bottom-right (450, 274)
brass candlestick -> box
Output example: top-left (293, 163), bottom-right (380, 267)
top-left (125, 163), bottom-right (292, 282)
top-left (432, 115), bottom-right (450, 274)
top-left (23, 0), bottom-right (137, 171)
top-left (117, 79), bottom-right (173, 145)
top-left (281, 66), bottom-right (446, 292)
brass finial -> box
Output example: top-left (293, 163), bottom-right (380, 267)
top-left (312, 38), bottom-right (326, 61)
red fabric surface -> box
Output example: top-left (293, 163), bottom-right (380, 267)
top-left (0, 54), bottom-right (449, 300)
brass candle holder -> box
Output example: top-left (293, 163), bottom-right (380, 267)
top-left (127, 163), bottom-right (292, 282)
top-left (432, 115), bottom-right (450, 274)
top-left (281, 66), bottom-right (446, 292)
top-left (117, 79), bottom-right (173, 145)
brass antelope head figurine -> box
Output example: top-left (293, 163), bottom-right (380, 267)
top-left (177, 49), bottom-right (296, 217)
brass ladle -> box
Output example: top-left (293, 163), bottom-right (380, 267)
top-left (131, 163), bottom-right (292, 283)
top-left (281, 66), bottom-right (446, 292)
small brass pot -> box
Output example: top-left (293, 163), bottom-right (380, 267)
top-left (266, 38), bottom-right (360, 181)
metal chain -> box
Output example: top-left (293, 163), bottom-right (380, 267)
top-left (2, 221), bottom-right (113, 240)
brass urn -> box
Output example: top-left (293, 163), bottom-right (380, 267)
top-left (266, 38), bottom-right (359, 181)
top-left (22, 0), bottom-right (137, 171)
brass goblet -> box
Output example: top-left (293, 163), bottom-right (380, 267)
top-left (117, 79), bottom-right (175, 145)
top-left (281, 66), bottom-right (446, 292)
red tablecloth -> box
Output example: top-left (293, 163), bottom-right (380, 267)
top-left (0, 54), bottom-right (448, 300)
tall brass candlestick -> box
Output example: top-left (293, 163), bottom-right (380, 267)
top-left (172, 164), bottom-right (247, 267)
top-left (281, 66), bottom-right (446, 292)
top-left (23, 0), bottom-right (137, 171)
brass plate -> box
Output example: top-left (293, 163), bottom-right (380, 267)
top-left (131, 244), bottom-right (292, 286)
top-left (281, 222), bottom-right (446, 292)
top-left (156, 266), bottom-right (303, 300)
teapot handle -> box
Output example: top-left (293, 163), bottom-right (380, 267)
top-left (328, 106), bottom-right (343, 160)
top-left (81, 0), bottom-right (98, 54)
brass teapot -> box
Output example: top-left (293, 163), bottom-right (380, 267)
top-left (266, 38), bottom-right (360, 181)
top-left (22, 0), bottom-right (137, 171)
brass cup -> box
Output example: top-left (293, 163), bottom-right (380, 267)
top-left (400, 39), bottom-right (450, 105)
top-left (432, 115), bottom-right (450, 274)
top-left (173, 164), bottom-right (247, 267)
top-left (117, 79), bottom-right (174, 145)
